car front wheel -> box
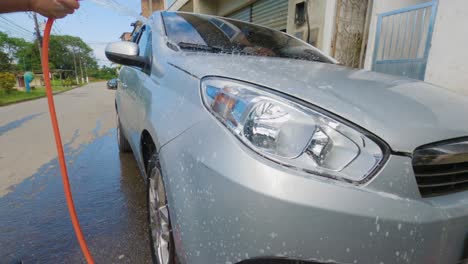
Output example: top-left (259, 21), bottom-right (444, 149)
top-left (117, 113), bottom-right (131, 153)
top-left (147, 154), bottom-right (177, 264)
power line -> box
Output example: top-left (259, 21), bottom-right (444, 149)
top-left (0, 16), bottom-right (33, 33)
top-left (0, 31), bottom-right (30, 40)
top-left (0, 27), bottom-right (32, 39)
top-left (0, 21), bottom-right (33, 38)
top-left (54, 24), bottom-right (64, 35)
top-left (0, 16), bottom-right (34, 35)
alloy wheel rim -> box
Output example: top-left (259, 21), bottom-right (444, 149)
top-left (149, 169), bottom-right (171, 264)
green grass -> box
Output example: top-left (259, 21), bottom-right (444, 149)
top-left (0, 86), bottom-right (74, 106)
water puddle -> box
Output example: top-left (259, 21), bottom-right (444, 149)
top-left (0, 129), bottom-right (151, 263)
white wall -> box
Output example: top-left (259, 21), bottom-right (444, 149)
top-left (425, 0), bottom-right (468, 94)
top-left (321, 0), bottom-right (337, 56)
top-left (363, 0), bottom-right (429, 70)
top-left (287, 0), bottom-right (328, 49)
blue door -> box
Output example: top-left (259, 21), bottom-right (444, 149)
top-left (372, 1), bottom-right (438, 80)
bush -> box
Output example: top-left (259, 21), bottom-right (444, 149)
top-left (63, 78), bottom-right (77, 87)
top-left (0, 72), bottom-right (16, 94)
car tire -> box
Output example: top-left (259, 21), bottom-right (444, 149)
top-left (117, 114), bottom-right (131, 153)
top-left (147, 154), bottom-right (178, 264)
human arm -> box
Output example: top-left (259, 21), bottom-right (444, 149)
top-left (0, 0), bottom-right (79, 19)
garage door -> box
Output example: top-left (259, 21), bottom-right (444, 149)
top-left (228, 6), bottom-right (251, 22)
top-left (227, 0), bottom-right (289, 31)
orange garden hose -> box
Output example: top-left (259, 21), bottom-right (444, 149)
top-left (41, 18), bottom-right (95, 264)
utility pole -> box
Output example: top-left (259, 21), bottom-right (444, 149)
top-left (77, 49), bottom-right (85, 84)
top-left (70, 49), bottom-right (79, 84)
top-left (84, 61), bottom-right (89, 83)
top-left (32, 13), bottom-right (43, 66)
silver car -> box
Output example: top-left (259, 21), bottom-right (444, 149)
top-left (105, 11), bottom-right (468, 264)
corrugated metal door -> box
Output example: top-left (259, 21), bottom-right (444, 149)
top-left (228, 6), bottom-right (251, 22)
top-left (252, 0), bottom-right (288, 31)
top-left (227, 0), bottom-right (288, 31)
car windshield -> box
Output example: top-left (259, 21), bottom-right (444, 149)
top-left (162, 12), bottom-right (333, 63)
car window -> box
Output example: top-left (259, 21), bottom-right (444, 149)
top-left (135, 26), bottom-right (152, 73)
top-left (137, 26), bottom-right (152, 58)
top-left (162, 12), bottom-right (333, 63)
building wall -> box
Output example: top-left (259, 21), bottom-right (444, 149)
top-left (193, 0), bottom-right (218, 14)
top-left (425, 0), bottom-right (468, 94)
top-left (179, 0), bottom-right (194, 12)
top-left (167, 0), bottom-right (468, 93)
top-left (167, 0), bottom-right (190, 11)
top-left (217, 0), bottom-right (255, 16)
top-left (141, 0), bottom-right (164, 17)
top-left (363, 0), bottom-right (429, 70)
top-left (322, 0), bottom-right (337, 56)
top-left (287, 0), bottom-right (327, 49)
top-left (168, 0), bottom-right (252, 15)
top-left (165, 0), bottom-right (177, 9)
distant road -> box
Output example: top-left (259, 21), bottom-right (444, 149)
top-left (0, 82), bottom-right (116, 197)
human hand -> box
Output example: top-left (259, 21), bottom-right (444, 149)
top-left (30, 0), bottom-right (80, 19)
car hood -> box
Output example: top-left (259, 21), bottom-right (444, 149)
top-left (169, 53), bottom-right (468, 153)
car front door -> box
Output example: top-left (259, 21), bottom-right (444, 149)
top-left (126, 26), bottom-right (153, 161)
top-left (117, 26), bottom-right (149, 152)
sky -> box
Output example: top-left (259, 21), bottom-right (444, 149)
top-left (0, 0), bottom-right (143, 66)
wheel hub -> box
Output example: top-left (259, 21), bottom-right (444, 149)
top-left (149, 169), bottom-right (172, 264)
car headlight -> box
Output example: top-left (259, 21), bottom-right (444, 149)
top-left (201, 77), bottom-right (388, 183)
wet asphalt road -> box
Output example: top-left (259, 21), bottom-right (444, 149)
top-left (0, 83), bottom-right (152, 263)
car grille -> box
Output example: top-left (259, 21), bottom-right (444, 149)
top-left (412, 138), bottom-right (468, 197)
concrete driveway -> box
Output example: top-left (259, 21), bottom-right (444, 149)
top-left (0, 83), bottom-right (151, 263)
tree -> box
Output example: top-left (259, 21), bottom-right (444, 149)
top-left (0, 31), bottom-right (99, 76)
top-left (0, 31), bottom-right (31, 71)
top-left (89, 65), bottom-right (118, 80)
top-left (15, 41), bottom-right (42, 72)
top-left (0, 50), bottom-right (11, 71)
top-left (50, 35), bottom-right (97, 69)
top-left (0, 72), bottom-right (16, 94)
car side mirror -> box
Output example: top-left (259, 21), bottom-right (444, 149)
top-left (105, 42), bottom-right (149, 68)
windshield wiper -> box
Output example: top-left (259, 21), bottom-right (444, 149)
top-left (177, 42), bottom-right (252, 56)
top-left (177, 42), bottom-right (222, 53)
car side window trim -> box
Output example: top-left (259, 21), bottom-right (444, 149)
top-left (135, 25), bottom-right (152, 74)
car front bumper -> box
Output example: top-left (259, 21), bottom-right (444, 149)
top-left (159, 117), bottom-right (468, 264)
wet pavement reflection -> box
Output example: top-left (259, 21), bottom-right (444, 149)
top-left (0, 129), bottom-right (152, 263)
